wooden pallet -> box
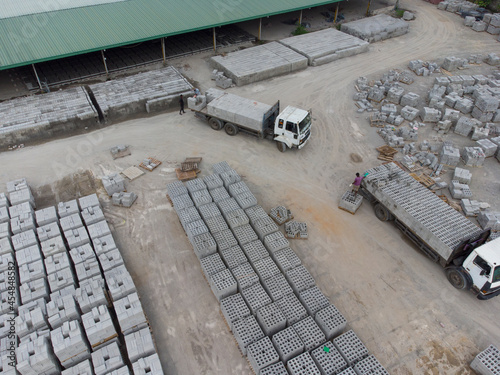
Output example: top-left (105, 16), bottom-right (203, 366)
top-left (166, 194), bottom-right (173, 207)
top-left (338, 206), bottom-right (356, 215)
top-left (121, 166), bottom-right (145, 181)
top-left (175, 168), bottom-right (197, 181)
top-left (184, 157), bottom-right (202, 164)
top-left (376, 145), bottom-right (398, 156)
top-left (181, 161), bottom-right (198, 172)
top-left (370, 116), bottom-right (385, 127)
top-left (409, 173), bottom-right (435, 188)
top-left (139, 157), bottom-right (162, 171)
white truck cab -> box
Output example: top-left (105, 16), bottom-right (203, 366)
top-left (461, 237), bottom-right (500, 299)
top-left (274, 106), bottom-right (311, 152)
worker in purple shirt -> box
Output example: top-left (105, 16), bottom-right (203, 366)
top-left (352, 172), bottom-right (364, 196)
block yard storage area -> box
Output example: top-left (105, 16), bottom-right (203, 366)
top-left (1, 0), bottom-right (500, 375)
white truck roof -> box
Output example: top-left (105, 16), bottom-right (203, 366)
top-left (476, 237), bottom-right (500, 265)
top-left (279, 105), bottom-right (308, 123)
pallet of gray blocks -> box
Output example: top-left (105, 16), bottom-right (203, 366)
top-left (191, 232), bottom-right (217, 259)
top-left (12, 229), bottom-right (38, 251)
top-left (233, 224), bottom-right (258, 246)
top-left (87, 220), bottom-right (111, 240)
top-left (272, 247), bottom-right (301, 273)
top-left (253, 216), bottom-right (279, 241)
top-left (234, 191), bottom-right (258, 210)
top-left (59, 213), bottom-right (83, 232)
top-left (247, 336), bottom-right (280, 374)
top-left (16, 335), bottom-right (60, 375)
top-left (276, 293), bottom-right (308, 327)
top-left (470, 345), bottom-right (500, 375)
top-left (286, 265), bottom-right (316, 294)
top-left (253, 257), bottom-right (281, 281)
top-left (220, 169), bottom-right (241, 188)
top-left (82, 305), bottom-right (118, 349)
top-left (64, 228), bottom-right (90, 250)
top-left (310, 341), bottom-right (348, 375)
top-left (198, 202), bottom-right (222, 221)
top-left (50, 320), bottom-right (90, 369)
top-left (98, 248), bottom-right (124, 272)
top-left (220, 245), bottom-right (248, 269)
top-left (261, 361), bottom-right (289, 375)
top-left (209, 268), bottom-right (238, 301)
top-left (58, 200), bottom-right (79, 218)
top-left (212, 229), bottom-right (238, 251)
top-left (204, 215), bottom-right (229, 234)
top-left (220, 293), bottom-right (251, 331)
top-left (185, 178), bottom-right (207, 194)
top-left (104, 265), bottom-right (137, 302)
top-left (209, 186), bottom-right (231, 203)
top-left (272, 326), bottom-right (304, 363)
top-left (203, 174), bottom-right (224, 190)
top-left (92, 341), bottom-right (125, 375)
top-left (200, 253), bottom-right (227, 279)
top-left (93, 234), bottom-right (117, 255)
top-left (262, 273), bottom-right (294, 302)
top-left (230, 261), bottom-right (260, 292)
top-left (256, 302), bottom-right (287, 336)
top-left (47, 294), bottom-right (80, 329)
top-left (287, 352), bottom-right (321, 375)
top-left (44, 252), bottom-right (70, 275)
top-left (264, 231), bottom-right (290, 253)
top-left (177, 206), bottom-right (202, 230)
top-left (10, 213), bottom-right (36, 234)
top-left (245, 205), bottom-right (269, 225)
top-left (102, 173), bottom-right (125, 196)
top-left (293, 316), bottom-right (327, 352)
top-left (241, 282), bottom-right (273, 315)
top-left (315, 304), bottom-right (347, 340)
top-left (353, 355), bottom-right (389, 375)
top-left (166, 181), bottom-right (188, 198)
top-left (228, 181), bottom-right (250, 197)
top-left (185, 219), bottom-right (209, 242)
top-left (232, 314), bottom-right (265, 356)
top-left (124, 327), bottom-right (156, 363)
top-left (19, 260), bottom-right (45, 284)
top-left (9, 188), bottom-right (35, 208)
top-left (225, 208), bottom-right (249, 229)
top-left (16, 303), bottom-right (48, 338)
top-left (241, 240), bottom-right (269, 263)
top-left (75, 257), bottom-right (102, 282)
top-left (132, 353), bottom-right (164, 375)
top-left (171, 194), bottom-right (194, 212)
top-left (61, 359), bottom-right (93, 375)
top-left (339, 191), bottom-right (363, 214)
top-left (191, 188), bottom-right (212, 207)
top-left (20, 277), bottom-right (50, 304)
top-left (34, 206), bottom-right (57, 227)
top-left (48, 267), bottom-right (76, 293)
top-left (15, 244), bottom-right (42, 267)
top-left (299, 286), bottom-right (330, 317)
top-left (333, 330), bottom-right (369, 366)
top-left (114, 292), bottom-right (148, 335)
top-left (79, 194), bottom-right (100, 210)
top-left (37, 222), bottom-right (61, 242)
top-left (82, 206), bottom-right (106, 225)
top-left (76, 278), bottom-right (108, 314)
top-left (217, 198), bottom-right (241, 219)
top-left (477, 138), bottom-right (498, 157)
top-left (212, 161), bottom-right (232, 175)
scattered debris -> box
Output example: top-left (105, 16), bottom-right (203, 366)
top-left (269, 206), bottom-right (293, 225)
top-left (284, 221), bottom-right (308, 239)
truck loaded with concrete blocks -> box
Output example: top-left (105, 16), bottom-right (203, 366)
top-left (188, 88), bottom-right (311, 152)
top-left (360, 163), bottom-right (500, 300)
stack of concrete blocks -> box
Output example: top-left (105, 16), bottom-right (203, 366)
top-left (225, 208), bottom-right (249, 230)
top-left (260, 361), bottom-right (289, 375)
top-left (60, 359), bottom-right (94, 375)
top-left (386, 86), bottom-right (404, 104)
top-left (286, 266), bottom-right (316, 294)
top-left (58, 200), bottom-right (79, 218)
top-left (212, 229), bottom-right (238, 252)
top-left (220, 293), bottom-right (251, 331)
top-left (339, 191), bottom-right (363, 214)
top-left (92, 342), bottom-right (125, 375)
top-left (104, 265), bottom-right (137, 302)
top-left (87, 220), bottom-right (111, 241)
top-left (186, 178), bottom-right (208, 194)
top-left (185, 219), bottom-right (209, 242)
top-left (449, 180), bottom-right (473, 199)
top-left (98, 248), bottom-right (124, 272)
top-left (46, 294), bottom-right (80, 329)
top-left (241, 282), bottom-right (272, 315)
top-left (102, 173), bottom-right (125, 196)
top-left (210, 268), bottom-right (238, 301)
top-left (316, 304), bottom-right (347, 341)
top-left (191, 232), bottom-right (217, 259)
top-left (93, 234), bottom-right (117, 256)
top-left (461, 199), bottom-right (481, 217)
top-left (270, 293), bottom-right (307, 325)
top-left (473, 94), bottom-right (499, 122)
top-left (124, 327), bottom-right (156, 362)
top-left (454, 167), bottom-right (472, 184)
top-left (434, 119), bottom-right (452, 134)
top-left (441, 56), bottom-right (468, 71)
top-left (264, 232), bottom-right (290, 254)
top-left (272, 326), bottom-right (304, 363)
top-left (284, 221), bottom-right (308, 239)
top-left (220, 245), bottom-right (248, 269)
top-left (114, 292), bottom-right (148, 335)
top-left (16, 335), bottom-right (60, 375)
top-left (241, 240), bottom-right (269, 264)
top-left (439, 144), bottom-right (460, 166)
top-left (12, 229), bottom-right (38, 251)
top-left (232, 224), bottom-right (259, 246)
top-left (287, 352), bottom-right (322, 374)
top-left (420, 107), bottom-right (441, 123)
top-left (209, 187), bottom-right (230, 203)
top-left (298, 286), bottom-right (330, 316)
top-left (462, 146), bottom-right (486, 166)
top-left (312, 342), bottom-right (349, 374)
top-left (292, 316), bottom-right (326, 351)
top-left (19, 278), bottom-right (50, 305)
top-left (472, 126), bottom-right (490, 141)
top-left (247, 336), bottom-right (280, 374)
top-left (81, 206), bottom-right (105, 226)
top-left (132, 353), bottom-right (164, 375)
top-left (477, 211), bottom-right (500, 230)
top-left (60, 213), bottom-right (83, 232)
top-left (269, 206), bottom-right (292, 225)
top-left (217, 198), bottom-right (240, 220)
top-left (333, 330), bottom-right (369, 367)
top-left (50, 320), bottom-right (90, 369)
top-left (82, 305), bottom-right (118, 349)
top-left (470, 345), bottom-right (500, 375)
top-left (354, 355), bottom-right (390, 374)
top-left (340, 14), bottom-right (409, 43)
top-left (454, 116), bottom-right (478, 137)
top-left (64, 227), bottom-right (90, 250)
top-left (477, 138), bottom-right (498, 157)
top-left (272, 248), bottom-right (302, 273)
top-left (454, 97), bottom-right (474, 114)
top-left (233, 315), bottom-right (265, 355)
top-left (16, 300), bottom-right (49, 338)
top-left (200, 253), bottom-right (226, 279)
top-left (34, 206), bottom-right (57, 227)
top-left (76, 278), bottom-right (108, 314)
top-left (401, 106), bottom-right (419, 121)
top-left (253, 257), bottom-right (281, 282)
top-left (75, 257), bottom-right (101, 282)
top-left (485, 53), bottom-right (500, 66)
top-left (216, 73), bottom-right (233, 89)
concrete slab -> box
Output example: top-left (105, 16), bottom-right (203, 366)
top-left (341, 14), bottom-right (409, 43)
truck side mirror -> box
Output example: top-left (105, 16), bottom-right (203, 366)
top-left (480, 269), bottom-right (486, 276)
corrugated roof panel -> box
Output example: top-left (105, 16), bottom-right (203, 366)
top-left (0, 0), bottom-right (340, 70)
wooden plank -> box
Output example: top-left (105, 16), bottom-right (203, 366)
top-left (185, 157), bottom-right (202, 163)
top-left (121, 166), bottom-right (145, 181)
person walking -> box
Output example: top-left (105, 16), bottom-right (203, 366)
top-left (352, 172), bottom-right (364, 196)
top-left (179, 95), bottom-right (185, 115)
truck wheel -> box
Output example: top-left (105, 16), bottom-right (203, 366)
top-left (374, 203), bottom-right (393, 221)
top-left (209, 118), bottom-right (223, 131)
top-left (276, 141), bottom-right (286, 153)
top-left (445, 267), bottom-right (470, 290)
top-left (225, 123), bottom-right (239, 136)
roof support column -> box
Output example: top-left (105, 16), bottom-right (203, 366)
top-left (299, 9), bottom-right (303, 25)
top-left (101, 50), bottom-right (109, 76)
top-left (334, 3), bottom-right (339, 22)
top-left (366, 0), bottom-right (372, 16)
top-left (32, 64), bottom-right (43, 92)
top-left (161, 37), bottom-right (166, 63)
top-left (213, 27), bottom-right (216, 52)
top-left (258, 18), bottom-right (262, 41)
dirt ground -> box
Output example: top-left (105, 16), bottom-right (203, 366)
top-left (2, 0), bottom-right (500, 374)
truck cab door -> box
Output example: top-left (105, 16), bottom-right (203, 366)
top-left (284, 121), bottom-right (298, 143)
top-left (463, 253), bottom-right (492, 290)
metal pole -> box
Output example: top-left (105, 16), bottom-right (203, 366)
top-left (161, 37), bottom-right (166, 62)
top-left (366, 0), bottom-right (371, 16)
top-left (258, 18), bottom-right (262, 41)
top-left (299, 10), bottom-right (303, 25)
top-left (32, 64), bottom-right (43, 91)
top-left (101, 50), bottom-right (109, 76)
top-left (213, 28), bottom-right (216, 52)
top-left (334, 3), bottom-right (339, 23)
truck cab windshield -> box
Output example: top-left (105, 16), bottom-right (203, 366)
top-left (299, 114), bottom-right (311, 133)
top-left (493, 266), bottom-right (500, 283)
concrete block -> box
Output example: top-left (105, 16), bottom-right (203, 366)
top-left (18, 260), bottom-right (45, 285)
top-left (245, 205), bottom-right (269, 225)
top-left (82, 305), bottom-right (118, 349)
top-left (64, 227), bottom-right (90, 250)
top-left (252, 216), bottom-right (279, 241)
top-left (333, 330), bottom-right (369, 366)
top-left (339, 191), bottom-right (363, 214)
top-left (220, 293), bottom-right (250, 331)
top-left (198, 202), bottom-right (222, 221)
top-left (0, 222), bottom-right (11, 240)
top-left (232, 315), bottom-right (265, 356)
top-left (87, 220), bottom-right (111, 240)
top-left (51, 320), bottom-right (90, 369)
top-left (263, 232), bottom-right (290, 253)
top-left (9, 188), bottom-right (35, 208)
top-left (272, 326), bottom-right (304, 363)
top-left (311, 341), bottom-right (348, 375)
top-left (453, 167), bottom-right (472, 184)
top-left (93, 234), bottom-right (117, 255)
top-left (420, 107), bottom-right (441, 122)
top-left (217, 198), bottom-right (241, 219)
top-left (247, 337), bottom-right (279, 374)
top-left (16, 335), bottom-right (60, 375)
top-left (76, 278), bottom-right (108, 314)
top-left (19, 278), bottom-right (50, 305)
top-left (253, 257), bottom-right (281, 281)
top-left (287, 352), bottom-right (321, 375)
top-left (12, 229), bottom-right (38, 251)
top-left (131, 353), bottom-right (164, 375)
top-left (261, 361), bottom-right (289, 375)
top-left (9, 202), bottom-right (34, 220)
top-left (102, 173), bottom-right (126, 196)
top-left (177, 206), bottom-right (202, 230)
top-left (185, 178), bottom-right (207, 194)
top-left (47, 294), bottom-right (80, 329)
top-left (61, 359), bottom-right (94, 375)
top-left (92, 342), bottom-right (124, 375)
top-left (256, 302), bottom-right (287, 336)
top-left (386, 86), bottom-right (404, 104)
top-left (212, 229), bottom-right (238, 252)
top-left (166, 181), bottom-right (188, 198)
top-left (272, 247), bottom-right (301, 273)
top-left (34, 206), bottom-right (57, 227)
top-left (262, 273), bottom-right (293, 303)
top-left (225, 208), bottom-right (249, 229)
top-left (114, 292), bottom-right (148, 335)
top-left (191, 188), bottom-right (212, 207)
top-left (98, 248), bottom-right (124, 272)
top-left (462, 146), bottom-right (486, 166)
top-left (353, 355), bottom-right (389, 375)
top-left (185, 219), bottom-right (209, 242)
top-left (81, 206), bottom-right (105, 226)
top-left (58, 200), bottom-right (79, 218)
top-left (70, 244), bottom-right (97, 265)
top-left (241, 282), bottom-right (272, 315)
top-left (15, 244), bottom-right (42, 269)
top-left (48, 267), bottom-right (76, 293)
top-left (10, 213), bottom-right (36, 235)
top-left (233, 224), bottom-right (258, 246)
top-left (79, 194), bottom-right (100, 210)
top-left (286, 266), bottom-right (315, 294)
top-left (477, 138), bottom-right (498, 157)
top-left (0, 207), bottom-right (9, 225)
top-left (400, 106), bottom-right (419, 121)
top-left (293, 316), bottom-right (327, 351)
top-left (37, 222), bottom-right (61, 242)
top-left (44, 252), bottom-right (70, 275)
top-left (212, 161), bottom-right (232, 175)
top-left (472, 106), bottom-right (494, 122)
top-left (439, 145), bottom-right (460, 166)
top-left (124, 327), bottom-right (156, 363)
top-left (209, 187), bottom-right (230, 203)
top-left (400, 92), bottom-right (420, 107)
top-left (241, 240), bottom-right (269, 263)
top-left (231, 262), bottom-right (259, 292)
top-left (274, 293), bottom-right (308, 327)
top-left (0, 237), bottom-right (13, 256)
top-left (204, 215), bottom-right (229, 234)
top-left (219, 169), bottom-right (241, 189)
top-left (203, 174), bottom-right (224, 190)
top-left (171, 194), bottom-right (194, 212)
top-left (16, 300), bottom-right (48, 338)
top-left (191, 232), bottom-right (217, 259)
top-left (0, 193), bottom-right (10, 208)
top-left (104, 265), bottom-right (136, 302)
top-left (299, 286), bottom-right (330, 316)
top-left (315, 304), bottom-right (347, 340)
top-left (200, 253), bottom-right (226, 279)
top-left (0, 252), bottom-right (15, 274)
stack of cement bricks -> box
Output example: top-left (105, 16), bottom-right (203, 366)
top-left (470, 345), bottom-right (500, 375)
top-left (340, 14), bottom-right (409, 43)
top-left (477, 211), bottom-right (500, 231)
top-left (101, 173), bottom-right (125, 196)
top-left (462, 147), bottom-right (486, 167)
top-left (170, 162), bottom-right (387, 374)
top-left (0, 180), bottom-right (164, 375)
top-left (338, 191), bottom-right (363, 214)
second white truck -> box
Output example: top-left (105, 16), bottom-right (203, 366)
top-left (188, 88), bottom-right (311, 152)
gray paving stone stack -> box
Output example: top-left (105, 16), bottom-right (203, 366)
top-left (64, 227), bottom-right (90, 250)
top-left (315, 304), bottom-right (347, 341)
top-left (241, 240), bottom-right (269, 263)
top-left (209, 186), bottom-right (231, 203)
top-left (333, 330), bottom-right (369, 367)
top-left (217, 198), bottom-right (241, 219)
top-left (253, 257), bottom-right (281, 282)
top-left (220, 293), bottom-right (251, 331)
top-left (82, 305), bottom-right (118, 350)
top-left (233, 315), bottom-right (265, 355)
top-left (61, 359), bottom-right (94, 375)
top-left (124, 327), bottom-right (156, 362)
top-left (204, 215), bottom-right (229, 234)
top-left (272, 247), bottom-right (302, 273)
top-left (50, 320), bottom-right (90, 369)
top-left (353, 355), bottom-right (389, 375)
top-left (16, 334), bottom-right (60, 375)
top-left (200, 253), bottom-right (226, 279)
top-left (311, 341), bottom-right (348, 375)
top-left (256, 302), bottom-right (287, 336)
top-left (293, 316), bottom-right (327, 351)
top-left (191, 232), bottom-right (217, 259)
top-left (98, 248), bottom-right (124, 272)
top-left (37, 222), bottom-right (61, 242)
top-left (245, 205), bottom-right (269, 225)
top-left (44, 252), bottom-right (70, 275)
top-left (104, 265), bottom-right (137, 302)
top-left (299, 287), bottom-right (330, 316)
top-left (16, 244), bottom-right (42, 267)
top-left (12, 229), bottom-right (38, 251)
top-left (93, 234), bottom-right (117, 255)
top-left (209, 268), bottom-right (238, 301)
top-left (87, 220), bottom-right (111, 240)
top-left (47, 294), bottom-right (80, 329)
top-left (247, 336), bottom-right (280, 374)
top-left (231, 262), bottom-right (260, 291)
top-left (220, 245), bottom-right (248, 269)
top-left (276, 293), bottom-right (308, 326)
top-left (76, 279), bottom-right (108, 314)
top-left (75, 257), bottom-right (102, 282)
top-left (253, 216), bottom-right (279, 241)
top-left (92, 341), bottom-right (125, 375)
top-left (212, 229), bottom-right (238, 251)
top-left (225, 208), bottom-right (249, 229)
top-left (264, 232), bottom-right (290, 253)
top-left (287, 352), bottom-right (321, 375)
top-left (60, 213), bottom-right (83, 232)
top-left (132, 353), bottom-right (165, 375)
top-left (262, 273), bottom-right (294, 302)
top-left (470, 345), bottom-right (500, 375)
top-left (261, 361), bottom-right (289, 375)
top-left (286, 266), bottom-right (316, 294)
top-left (114, 292), bottom-right (148, 335)
top-left (241, 282), bottom-right (273, 315)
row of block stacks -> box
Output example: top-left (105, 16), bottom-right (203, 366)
top-left (168, 162), bottom-right (388, 375)
top-left (0, 179), bottom-right (164, 375)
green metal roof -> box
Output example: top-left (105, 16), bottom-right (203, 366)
top-left (0, 0), bottom-right (341, 71)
